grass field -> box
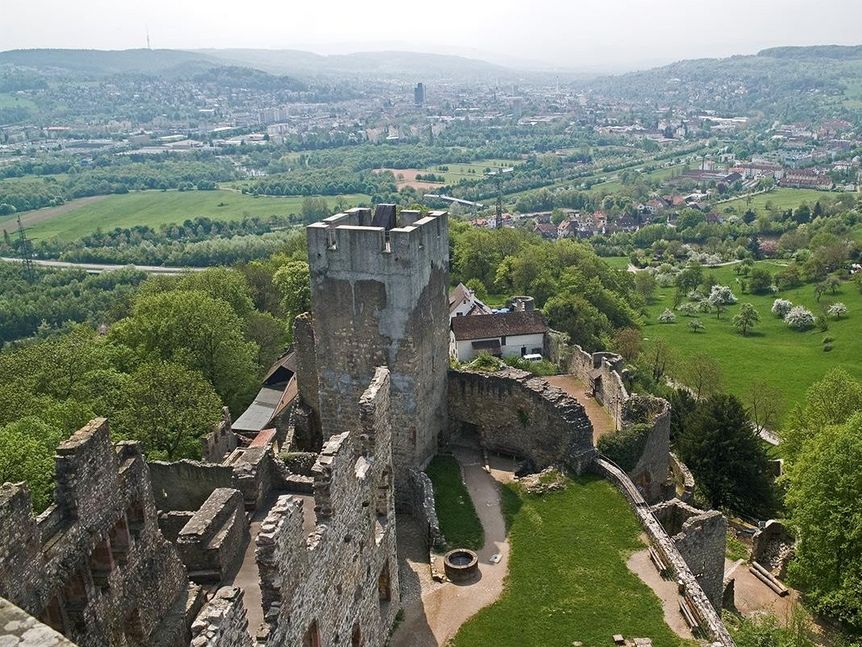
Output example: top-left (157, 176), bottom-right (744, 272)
top-left (424, 159), bottom-right (521, 185)
top-left (0, 93), bottom-right (37, 110)
top-left (716, 188), bottom-right (835, 216)
top-left (452, 476), bottom-right (692, 647)
top-left (585, 162), bottom-right (692, 196)
top-left (642, 261), bottom-right (862, 423)
top-left (425, 455), bottom-right (483, 551)
top-left (1, 190), bottom-right (370, 241)
top-left (603, 256), bottom-right (632, 270)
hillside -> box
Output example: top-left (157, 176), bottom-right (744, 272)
top-left (0, 48), bottom-right (224, 77)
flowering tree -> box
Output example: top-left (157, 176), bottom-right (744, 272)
top-left (688, 319), bottom-right (705, 333)
top-left (677, 302), bottom-right (699, 317)
top-left (733, 303), bottom-right (761, 336)
top-left (828, 303), bottom-right (848, 320)
top-left (708, 285), bottom-right (737, 319)
top-left (658, 308), bottom-right (677, 324)
top-left (772, 298), bottom-right (793, 318)
top-left (784, 306), bottom-right (816, 331)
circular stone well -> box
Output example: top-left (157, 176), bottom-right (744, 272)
top-left (443, 548), bottom-right (479, 582)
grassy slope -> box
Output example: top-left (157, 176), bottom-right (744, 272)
top-left (716, 188), bottom-right (834, 216)
top-left (5, 190), bottom-right (369, 240)
top-left (453, 476), bottom-right (691, 647)
top-left (643, 262), bottom-right (862, 422)
top-left (425, 455), bottom-right (483, 550)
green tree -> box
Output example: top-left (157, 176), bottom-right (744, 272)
top-left (678, 394), bottom-right (775, 516)
top-left (544, 291), bottom-right (611, 351)
top-left (733, 303), bottom-right (760, 336)
top-left (465, 278), bottom-right (488, 301)
top-left (273, 260), bottom-right (311, 338)
top-left (634, 271), bottom-right (657, 303)
top-left (115, 361), bottom-right (223, 460)
top-left (784, 414), bottom-right (862, 630)
top-left (747, 267), bottom-right (773, 294)
top-left (110, 290), bottom-right (259, 413)
top-left (0, 418), bottom-right (65, 512)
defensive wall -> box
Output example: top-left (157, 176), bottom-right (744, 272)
top-left (302, 208), bottom-right (450, 502)
top-left (447, 367), bottom-right (596, 472)
top-left (0, 419), bottom-right (198, 647)
top-left (594, 458), bottom-right (734, 646)
top-left (255, 367), bottom-right (400, 646)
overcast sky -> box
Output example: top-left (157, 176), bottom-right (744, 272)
top-left (2, 0), bottom-right (861, 71)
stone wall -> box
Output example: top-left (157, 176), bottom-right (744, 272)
top-left (190, 587), bottom-right (252, 647)
top-left (201, 408), bottom-right (238, 463)
top-left (669, 453), bottom-right (695, 502)
top-left (255, 367), bottom-right (400, 646)
top-left (305, 209), bottom-right (450, 503)
top-left (651, 499), bottom-right (727, 611)
top-left (177, 489), bottom-right (249, 583)
top-left (594, 458), bottom-right (734, 646)
top-left (149, 460), bottom-right (234, 513)
top-left (0, 419), bottom-right (195, 647)
top-left (409, 469), bottom-right (443, 551)
top-left (751, 520), bottom-right (794, 578)
top-left (622, 395), bottom-right (672, 503)
top-left (448, 368), bottom-right (596, 472)
top-left (0, 596), bottom-right (77, 646)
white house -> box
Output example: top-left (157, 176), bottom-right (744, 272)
top-left (448, 283), bottom-right (493, 320)
top-left (450, 311), bottom-right (548, 363)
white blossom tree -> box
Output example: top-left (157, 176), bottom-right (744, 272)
top-left (658, 308), bottom-right (677, 324)
top-left (784, 306), bottom-right (816, 331)
top-left (828, 303), bottom-right (848, 320)
top-left (772, 298), bottom-right (793, 318)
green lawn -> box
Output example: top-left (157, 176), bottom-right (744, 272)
top-left (453, 476), bottom-right (692, 647)
top-left (717, 188), bottom-right (834, 216)
top-left (643, 262), bottom-right (862, 423)
top-left (0, 93), bottom-right (37, 110)
top-left (603, 256), bottom-right (632, 270)
top-left (425, 455), bottom-right (483, 550)
top-left (426, 159), bottom-right (522, 184)
top-left (4, 190), bottom-right (370, 241)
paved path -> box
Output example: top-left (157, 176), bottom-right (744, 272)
top-left (392, 447), bottom-right (513, 647)
top-left (545, 374), bottom-right (616, 441)
top-left (0, 256), bottom-right (203, 275)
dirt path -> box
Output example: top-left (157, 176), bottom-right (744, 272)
top-left (626, 543), bottom-right (694, 640)
top-left (545, 374), bottom-right (616, 442)
top-left (392, 447), bottom-right (512, 647)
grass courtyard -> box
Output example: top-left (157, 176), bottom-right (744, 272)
top-left (642, 262), bottom-right (862, 423)
top-left (425, 455), bottom-right (484, 550)
top-left (716, 188), bottom-right (837, 217)
top-left (452, 475), bottom-right (692, 647)
top-left (0, 189), bottom-right (370, 241)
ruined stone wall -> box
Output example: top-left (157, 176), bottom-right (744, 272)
top-left (149, 461), bottom-right (235, 512)
top-left (651, 499), bottom-right (727, 612)
top-left (201, 408), bottom-right (238, 463)
top-left (256, 368), bottom-right (400, 646)
top-left (224, 445), bottom-right (275, 512)
top-left (305, 210), bottom-right (450, 503)
top-left (409, 469), bottom-right (443, 551)
top-left (0, 596), bottom-right (77, 646)
top-left (177, 488), bottom-right (249, 583)
top-left (0, 419), bottom-right (194, 647)
top-left (448, 368), bottom-right (596, 472)
top-left (190, 587), bottom-right (252, 647)
top-left (595, 458), bottom-right (734, 646)
top-left (669, 453), bottom-right (695, 503)
top-left (622, 395), bottom-right (672, 503)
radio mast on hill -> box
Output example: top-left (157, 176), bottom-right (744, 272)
top-left (15, 215), bottom-right (35, 281)
top-left (146, 26), bottom-right (152, 50)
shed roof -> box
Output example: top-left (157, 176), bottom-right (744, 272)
top-left (452, 311), bottom-right (548, 341)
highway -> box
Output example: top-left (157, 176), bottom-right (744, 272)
top-left (0, 257), bottom-right (203, 275)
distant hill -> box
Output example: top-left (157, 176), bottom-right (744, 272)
top-left (197, 48), bottom-right (512, 79)
top-left (0, 48), bottom-right (224, 77)
top-left (758, 45), bottom-right (862, 60)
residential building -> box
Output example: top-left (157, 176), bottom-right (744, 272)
top-left (450, 311), bottom-right (548, 363)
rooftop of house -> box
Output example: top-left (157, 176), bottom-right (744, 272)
top-left (451, 310), bottom-right (548, 341)
top-left (449, 282), bottom-right (493, 317)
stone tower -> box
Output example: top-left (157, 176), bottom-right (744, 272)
top-left (298, 206), bottom-right (450, 502)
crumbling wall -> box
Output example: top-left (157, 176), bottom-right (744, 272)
top-left (409, 468), bottom-right (443, 551)
top-left (0, 596), bottom-right (77, 646)
top-left (448, 368), bottom-right (596, 472)
top-left (752, 520), bottom-right (794, 578)
top-left (305, 210), bottom-right (450, 503)
top-left (190, 587), bottom-right (252, 647)
top-left (256, 368), bottom-right (400, 646)
top-left (669, 453), bottom-right (695, 502)
top-left (594, 458), bottom-right (734, 646)
top-left (622, 395), bottom-right (671, 502)
top-left (651, 498), bottom-right (728, 612)
top-left (149, 460), bottom-right (234, 512)
top-left (201, 407), bottom-right (238, 463)
top-left (0, 419), bottom-right (194, 647)
top-left (223, 445), bottom-right (275, 512)
top-left (177, 488), bottom-right (249, 583)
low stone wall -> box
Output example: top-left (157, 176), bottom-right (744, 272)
top-left (448, 368), bottom-right (596, 472)
top-left (752, 520), bottom-right (794, 579)
top-left (593, 458), bottom-right (734, 646)
top-left (190, 586), bottom-right (252, 647)
top-left (224, 445), bottom-right (277, 512)
top-left (0, 596), bottom-right (77, 646)
top-left (177, 488), bottom-right (249, 583)
top-left (409, 469), bottom-right (443, 551)
top-left (651, 499), bottom-right (727, 611)
top-left (201, 407), bottom-right (239, 463)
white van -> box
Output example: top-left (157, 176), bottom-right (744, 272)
top-left (523, 353), bottom-right (543, 362)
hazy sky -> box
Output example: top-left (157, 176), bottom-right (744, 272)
top-left (2, 0), bottom-right (861, 71)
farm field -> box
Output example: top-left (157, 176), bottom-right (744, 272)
top-left (0, 189), bottom-right (370, 241)
top-left (716, 188), bottom-right (835, 216)
top-left (452, 476), bottom-right (692, 647)
top-left (642, 261), bottom-right (862, 424)
top-left (381, 159), bottom-right (522, 190)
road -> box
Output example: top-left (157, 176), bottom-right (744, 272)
top-left (0, 257), bottom-right (203, 275)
